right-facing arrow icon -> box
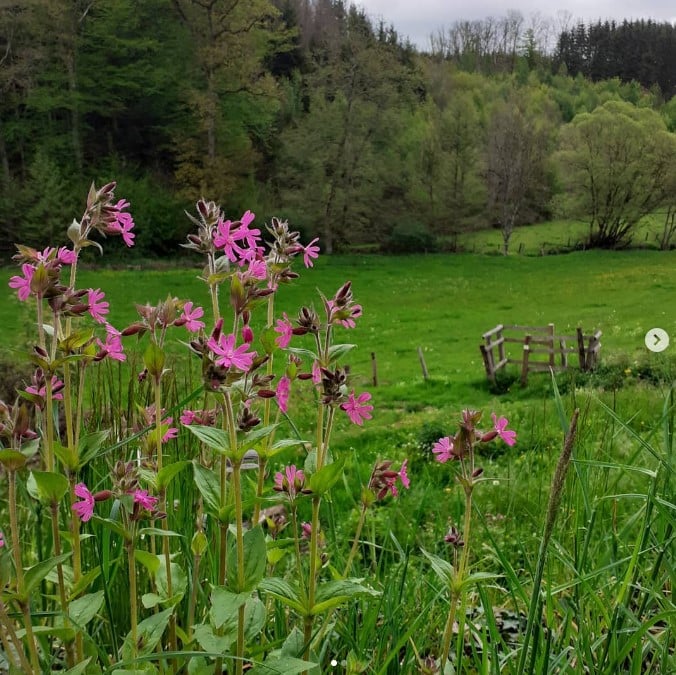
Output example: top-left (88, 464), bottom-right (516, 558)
top-left (645, 328), bottom-right (669, 353)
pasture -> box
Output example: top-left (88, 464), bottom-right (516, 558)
top-left (0, 248), bottom-right (674, 673)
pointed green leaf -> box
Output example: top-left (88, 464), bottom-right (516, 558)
top-left (191, 531), bottom-right (208, 557)
top-left (328, 343), bottom-right (356, 362)
top-left (91, 515), bottom-right (130, 541)
top-left (187, 425), bottom-right (230, 453)
top-left (258, 578), bottom-right (305, 613)
top-left (307, 457), bottom-right (345, 495)
top-left (23, 553), bottom-right (71, 598)
top-left (156, 460), bottom-right (191, 490)
top-left (227, 526), bottom-right (266, 593)
top-left (53, 442), bottom-right (79, 471)
top-left (422, 549), bottom-right (455, 589)
top-left (312, 579), bottom-right (379, 615)
top-left (62, 658), bottom-right (92, 675)
top-left (0, 449), bottom-right (27, 471)
top-left (121, 607), bottom-right (172, 660)
top-left (134, 550), bottom-right (161, 576)
top-left (27, 470), bottom-right (69, 504)
top-left (69, 591), bottom-right (104, 627)
top-left (249, 657), bottom-right (320, 674)
top-left (192, 461), bottom-right (222, 515)
top-left (78, 430), bottom-right (110, 467)
top-left (209, 587), bottom-right (249, 629)
top-left (193, 623), bottom-right (231, 655)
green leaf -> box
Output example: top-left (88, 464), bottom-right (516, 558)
top-left (69, 591), bottom-right (104, 627)
top-left (312, 579), bottom-right (379, 615)
top-left (227, 526), bottom-right (266, 593)
top-left (61, 658), bottom-right (92, 675)
top-left (0, 449), bottom-right (27, 471)
top-left (156, 460), bottom-right (191, 490)
top-left (156, 556), bottom-right (187, 607)
top-left (209, 587), bottom-right (249, 629)
top-left (137, 527), bottom-right (183, 538)
top-left (141, 593), bottom-right (163, 609)
top-left (249, 657), bottom-right (320, 675)
top-left (192, 462), bottom-right (222, 516)
top-left (191, 531), bottom-right (208, 557)
top-left (23, 553), bottom-right (71, 598)
top-left (307, 457), bottom-right (345, 495)
top-left (258, 578), bottom-right (304, 613)
top-left (121, 607), bottom-right (172, 660)
top-left (287, 347), bottom-right (317, 362)
top-left (193, 623), bottom-right (231, 655)
top-left (78, 430), bottom-right (110, 467)
top-left (187, 425), bottom-right (230, 454)
top-left (69, 567), bottom-right (101, 600)
top-left (269, 439), bottom-right (308, 457)
top-left (241, 424), bottom-right (278, 449)
top-left (143, 341), bottom-right (165, 381)
top-left (53, 441), bottom-right (79, 471)
top-left (91, 515), bottom-right (130, 541)
top-left (328, 343), bottom-right (356, 362)
top-left (134, 550), bottom-right (161, 576)
top-left (242, 597), bottom-right (266, 642)
top-left (27, 470), bottom-right (70, 504)
top-left (421, 549), bottom-right (455, 590)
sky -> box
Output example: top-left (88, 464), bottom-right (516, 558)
top-left (354, 1), bottom-right (676, 50)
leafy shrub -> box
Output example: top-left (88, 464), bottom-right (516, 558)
top-left (381, 221), bottom-right (437, 254)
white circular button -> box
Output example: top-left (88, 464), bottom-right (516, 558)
top-left (645, 328), bottom-right (670, 353)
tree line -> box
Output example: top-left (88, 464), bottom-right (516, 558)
top-left (1, 0), bottom-right (675, 260)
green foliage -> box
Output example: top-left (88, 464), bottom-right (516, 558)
top-left (381, 221), bottom-right (437, 254)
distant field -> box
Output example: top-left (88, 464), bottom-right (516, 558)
top-left (457, 212), bottom-right (673, 255)
top-left (2, 250), bottom-right (674, 412)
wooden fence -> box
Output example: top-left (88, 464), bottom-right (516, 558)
top-left (479, 323), bottom-right (601, 386)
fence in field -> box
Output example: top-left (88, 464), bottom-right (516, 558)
top-left (479, 323), bottom-right (602, 386)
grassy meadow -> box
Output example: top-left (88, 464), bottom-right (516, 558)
top-left (0, 247), bottom-right (674, 673)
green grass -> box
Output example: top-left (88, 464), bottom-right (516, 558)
top-left (1, 250), bottom-right (674, 673)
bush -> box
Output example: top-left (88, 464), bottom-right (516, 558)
top-left (381, 221), bottom-right (437, 254)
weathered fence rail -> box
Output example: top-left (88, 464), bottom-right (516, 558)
top-left (479, 323), bottom-right (601, 386)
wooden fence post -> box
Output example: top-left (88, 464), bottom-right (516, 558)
top-left (547, 323), bottom-right (555, 369)
top-left (576, 327), bottom-right (586, 371)
top-left (480, 344), bottom-right (496, 386)
top-left (521, 334), bottom-right (531, 387)
top-left (371, 352), bottom-right (378, 387)
top-left (417, 347), bottom-right (429, 381)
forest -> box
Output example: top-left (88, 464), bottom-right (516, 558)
top-left (2, 0), bottom-right (676, 259)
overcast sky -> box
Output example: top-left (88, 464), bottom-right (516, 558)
top-left (354, 1), bottom-right (676, 50)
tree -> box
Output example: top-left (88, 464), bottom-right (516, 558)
top-left (556, 100), bottom-right (676, 248)
top-left (486, 92), bottom-right (556, 254)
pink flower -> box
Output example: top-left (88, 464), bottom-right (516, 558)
top-left (214, 219), bottom-right (244, 262)
top-left (302, 238), bottom-right (320, 268)
top-left (26, 376), bottom-right (64, 402)
top-left (274, 313), bottom-right (294, 349)
top-left (311, 360), bottom-right (321, 385)
top-left (87, 288), bottom-right (109, 323)
top-left (232, 210), bottom-right (260, 249)
top-left (340, 391), bottom-right (373, 426)
top-left (8, 264), bottom-right (35, 301)
top-left (432, 437), bottom-right (455, 463)
top-left (273, 464), bottom-right (306, 499)
top-left (133, 489), bottom-right (159, 511)
top-left (108, 199), bottom-right (135, 247)
top-left (301, 522), bottom-right (312, 539)
top-left (72, 483), bottom-right (95, 522)
top-left (96, 325), bottom-right (126, 362)
top-left (328, 300), bottom-right (362, 329)
top-left (399, 459), bottom-right (410, 489)
top-left (491, 413), bottom-right (517, 446)
top-left (161, 417), bottom-right (178, 443)
top-left (207, 333), bottom-right (256, 372)
top-left (276, 376), bottom-right (291, 414)
top-left (180, 301), bottom-right (205, 333)
top-left (56, 247), bottom-right (77, 265)
top-left (180, 410), bottom-right (197, 425)
top-left (0, 530), bottom-right (5, 548)
top-left (247, 258), bottom-right (267, 280)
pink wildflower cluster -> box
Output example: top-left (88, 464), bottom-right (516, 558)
top-left (72, 483), bottom-right (159, 522)
top-left (368, 459), bottom-right (410, 500)
top-left (341, 391), bottom-right (373, 426)
top-left (273, 465), bottom-right (310, 500)
top-left (432, 411), bottom-right (517, 464)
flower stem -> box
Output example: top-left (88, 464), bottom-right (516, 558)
top-left (232, 460), bottom-right (246, 675)
top-left (343, 503), bottom-right (368, 578)
top-left (8, 470), bottom-right (40, 672)
top-left (439, 486), bottom-right (473, 672)
top-left (126, 540), bottom-right (138, 660)
top-left (0, 599), bottom-right (32, 672)
top-left (50, 501), bottom-right (74, 668)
